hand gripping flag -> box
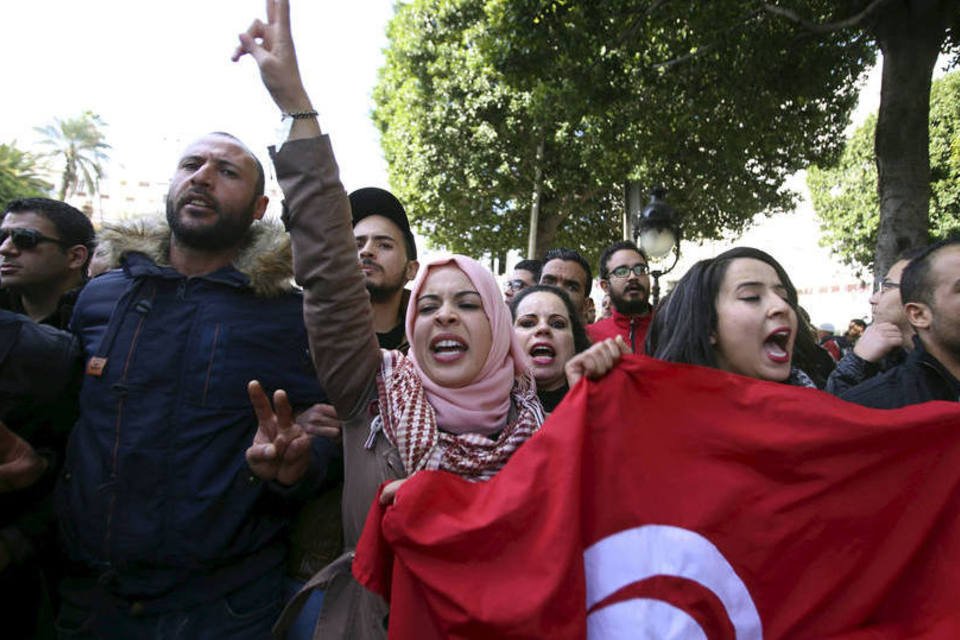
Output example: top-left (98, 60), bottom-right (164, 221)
top-left (354, 355), bottom-right (960, 639)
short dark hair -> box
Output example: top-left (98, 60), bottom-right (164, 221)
top-left (208, 131), bottom-right (265, 197)
top-left (599, 240), bottom-right (647, 280)
top-left (543, 247), bottom-right (593, 296)
top-left (646, 247), bottom-right (799, 371)
top-left (900, 236), bottom-right (960, 307)
top-left (3, 197), bottom-right (95, 271)
top-left (509, 284), bottom-right (592, 355)
top-left (513, 259), bottom-right (542, 282)
top-left (849, 318), bottom-right (867, 330)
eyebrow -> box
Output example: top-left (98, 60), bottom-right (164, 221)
top-left (417, 290), bottom-right (481, 302)
top-left (355, 233), bottom-right (397, 243)
top-left (180, 155), bottom-right (244, 172)
top-left (735, 281), bottom-right (788, 292)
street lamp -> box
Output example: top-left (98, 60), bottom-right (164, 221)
top-left (627, 184), bottom-right (681, 306)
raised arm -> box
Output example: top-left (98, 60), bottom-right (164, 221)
top-left (234, 0), bottom-right (380, 419)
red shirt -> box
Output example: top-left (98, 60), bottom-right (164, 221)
top-left (587, 307), bottom-right (652, 353)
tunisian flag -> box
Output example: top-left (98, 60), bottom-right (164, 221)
top-left (354, 356), bottom-right (960, 639)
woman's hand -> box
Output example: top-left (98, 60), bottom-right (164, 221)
top-left (380, 478), bottom-right (410, 506)
top-left (246, 380), bottom-right (314, 486)
top-left (565, 336), bottom-right (631, 387)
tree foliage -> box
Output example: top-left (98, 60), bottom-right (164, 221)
top-left (35, 111), bottom-right (110, 202)
top-left (375, 0), bottom-right (874, 264)
top-left (810, 71), bottom-right (960, 272)
top-left (0, 142), bottom-right (51, 206)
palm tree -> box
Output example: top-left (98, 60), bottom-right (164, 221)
top-left (0, 142), bottom-right (52, 205)
top-left (35, 111), bottom-right (111, 201)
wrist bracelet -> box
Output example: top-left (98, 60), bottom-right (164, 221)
top-left (281, 109), bottom-right (319, 121)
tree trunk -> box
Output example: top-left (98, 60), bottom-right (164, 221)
top-left (532, 204), bottom-right (564, 261)
top-left (527, 137), bottom-right (545, 258)
top-left (871, 0), bottom-right (953, 277)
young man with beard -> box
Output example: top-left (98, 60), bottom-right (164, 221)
top-left (351, 187), bottom-right (419, 352)
top-left (588, 240), bottom-right (652, 353)
top-left (842, 238), bottom-right (960, 409)
top-left (55, 132), bottom-right (336, 638)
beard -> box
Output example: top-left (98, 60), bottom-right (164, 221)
top-left (610, 285), bottom-right (650, 316)
top-left (165, 189), bottom-right (255, 251)
top-left (362, 259), bottom-right (407, 303)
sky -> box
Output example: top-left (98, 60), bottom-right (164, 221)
top-left (1, 0), bottom-right (395, 191)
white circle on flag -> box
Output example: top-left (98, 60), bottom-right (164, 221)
top-left (587, 598), bottom-right (709, 639)
top-left (583, 524), bottom-right (762, 639)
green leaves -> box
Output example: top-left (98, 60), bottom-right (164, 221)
top-left (35, 110), bottom-right (110, 202)
top-left (810, 71), bottom-right (960, 272)
top-left (0, 143), bottom-right (52, 205)
top-left (375, 0), bottom-right (874, 263)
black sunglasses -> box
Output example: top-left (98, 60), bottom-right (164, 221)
top-left (0, 227), bottom-right (69, 251)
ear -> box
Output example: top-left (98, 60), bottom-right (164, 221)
top-left (599, 279), bottom-right (610, 293)
top-left (404, 260), bottom-right (420, 283)
top-left (66, 245), bottom-right (89, 272)
top-left (904, 301), bottom-right (931, 331)
top-left (252, 195), bottom-right (269, 221)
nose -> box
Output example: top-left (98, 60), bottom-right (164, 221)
top-left (359, 238), bottom-right (375, 259)
top-left (534, 319), bottom-right (552, 336)
top-left (189, 161), bottom-right (215, 187)
top-left (766, 293), bottom-right (791, 318)
top-left (868, 289), bottom-right (881, 306)
top-left (0, 234), bottom-right (18, 256)
top-left (433, 301), bottom-right (459, 326)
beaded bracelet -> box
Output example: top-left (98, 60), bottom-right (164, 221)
top-left (281, 109), bottom-right (319, 120)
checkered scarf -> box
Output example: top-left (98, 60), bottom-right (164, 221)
top-left (377, 350), bottom-right (544, 482)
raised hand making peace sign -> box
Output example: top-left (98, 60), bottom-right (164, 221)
top-left (245, 380), bottom-right (314, 486)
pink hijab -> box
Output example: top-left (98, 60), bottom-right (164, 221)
top-left (405, 255), bottom-right (524, 436)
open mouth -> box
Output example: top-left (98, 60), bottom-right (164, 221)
top-left (529, 342), bottom-right (556, 365)
top-left (180, 192), bottom-right (217, 214)
top-left (431, 336), bottom-right (468, 362)
top-left (763, 328), bottom-right (792, 364)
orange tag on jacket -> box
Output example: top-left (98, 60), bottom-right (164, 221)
top-left (86, 356), bottom-right (107, 377)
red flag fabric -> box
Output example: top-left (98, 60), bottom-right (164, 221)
top-left (354, 355), bottom-right (960, 639)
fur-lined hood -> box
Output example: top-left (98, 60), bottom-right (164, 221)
top-left (95, 218), bottom-right (294, 298)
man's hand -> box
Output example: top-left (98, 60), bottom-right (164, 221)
top-left (0, 421), bottom-right (48, 493)
top-left (565, 336), bottom-right (631, 388)
top-left (232, 0), bottom-right (321, 139)
top-left (295, 403), bottom-right (342, 442)
top-left (246, 380), bottom-right (314, 486)
top-left (852, 322), bottom-right (903, 363)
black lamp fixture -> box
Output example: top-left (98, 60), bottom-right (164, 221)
top-left (627, 183), bottom-right (681, 306)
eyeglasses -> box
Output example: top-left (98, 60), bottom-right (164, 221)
top-left (0, 227), bottom-right (69, 251)
top-left (876, 278), bottom-right (900, 293)
top-left (506, 279), bottom-right (529, 292)
top-left (609, 264), bottom-right (649, 279)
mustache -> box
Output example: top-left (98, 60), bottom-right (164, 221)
top-left (360, 258), bottom-right (381, 271)
top-left (176, 188), bottom-right (219, 212)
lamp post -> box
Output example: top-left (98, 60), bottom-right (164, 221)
top-left (627, 184), bottom-right (681, 306)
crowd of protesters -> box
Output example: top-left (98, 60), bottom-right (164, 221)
top-left (1, 1), bottom-right (958, 638)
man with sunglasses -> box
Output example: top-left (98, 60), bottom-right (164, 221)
top-left (588, 240), bottom-right (652, 353)
top-left (0, 198), bottom-right (95, 329)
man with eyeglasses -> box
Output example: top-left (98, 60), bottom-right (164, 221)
top-left (842, 238), bottom-right (960, 408)
top-left (826, 254), bottom-right (918, 395)
top-left (588, 240), bottom-right (652, 353)
top-left (0, 198), bottom-right (95, 328)
top-left (503, 259), bottom-right (541, 304)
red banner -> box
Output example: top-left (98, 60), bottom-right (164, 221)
top-left (355, 355), bottom-right (960, 639)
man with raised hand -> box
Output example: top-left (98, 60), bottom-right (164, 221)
top-left (55, 114), bottom-right (335, 639)
top-left (842, 238), bottom-right (960, 409)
